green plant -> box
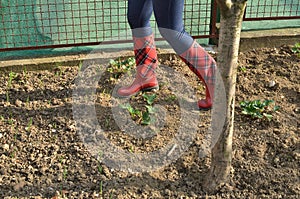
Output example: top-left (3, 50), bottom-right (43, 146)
top-left (128, 145), bottom-right (135, 153)
top-left (7, 112), bottom-right (14, 125)
top-left (120, 93), bottom-right (157, 125)
top-left (59, 156), bottom-right (68, 195)
top-left (104, 118), bottom-right (110, 128)
top-left (63, 165), bottom-right (68, 181)
top-left (142, 93), bottom-right (156, 105)
top-left (8, 71), bottom-right (16, 88)
top-left (25, 117), bottom-right (33, 132)
top-left (23, 66), bottom-right (27, 74)
top-left (7, 118), bottom-right (14, 125)
top-left (26, 96), bottom-right (30, 107)
top-left (140, 93), bottom-right (157, 125)
top-left (22, 67), bottom-right (28, 81)
top-left (120, 103), bottom-right (142, 121)
top-left (165, 94), bottom-right (177, 102)
top-left (5, 71), bottom-right (16, 103)
top-left (291, 42), bottom-right (300, 57)
top-left (99, 180), bottom-right (103, 195)
top-left (54, 63), bottom-right (63, 76)
top-left (240, 99), bottom-right (280, 121)
top-left (141, 111), bottom-right (151, 125)
top-left (6, 91), bottom-right (10, 103)
top-left (78, 60), bottom-right (83, 71)
top-left (10, 147), bottom-right (17, 159)
top-left (97, 151), bottom-right (103, 174)
top-left (107, 57), bottom-right (135, 80)
top-left (239, 66), bottom-right (247, 72)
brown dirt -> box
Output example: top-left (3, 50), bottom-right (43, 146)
top-left (0, 45), bottom-right (299, 198)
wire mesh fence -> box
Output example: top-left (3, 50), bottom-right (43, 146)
top-left (244, 0), bottom-right (300, 20)
top-left (0, 0), bottom-right (299, 52)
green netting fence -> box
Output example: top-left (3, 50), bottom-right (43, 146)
top-left (0, 0), bottom-right (299, 52)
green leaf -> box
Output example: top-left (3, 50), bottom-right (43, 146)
top-left (292, 43), bottom-right (300, 52)
top-left (109, 59), bottom-right (116, 65)
top-left (255, 113), bottom-right (263, 119)
top-left (240, 101), bottom-right (248, 107)
top-left (119, 103), bottom-right (130, 109)
top-left (141, 112), bottom-right (151, 125)
top-left (142, 93), bottom-right (157, 105)
top-left (241, 110), bottom-right (250, 115)
top-left (120, 103), bottom-right (135, 115)
top-left (262, 99), bottom-right (274, 107)
top-left (145, 105), bottom-right (155, 114)
top-left (274, 106), bottom-right (280, 111)
top-left (263, 113), bottom-right (273, 121)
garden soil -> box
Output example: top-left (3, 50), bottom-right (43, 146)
top-left (0, 45), bottom-right (299, 198)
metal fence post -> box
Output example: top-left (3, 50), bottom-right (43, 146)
top-left (209, 0), bottom-right (219, 45)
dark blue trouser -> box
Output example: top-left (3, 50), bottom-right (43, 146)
top-left (127, 0), bottom-right (194, 54)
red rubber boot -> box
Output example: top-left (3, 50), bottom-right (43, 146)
top-left (180, 41), bottom-right (216, 110)
top-left (117, 34), bottom-right (159, 97)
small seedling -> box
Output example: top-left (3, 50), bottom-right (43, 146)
top-left (78, 61), bottom-right (83, 71)
top-left (98, 164), bottom-right (103, 174)
top-left (58, 156), bottom-right (68, 195)
top-left (6, 91), bottom-right (10, 103)
top-left (7, 71), bottom-right (16, 88)
top-left (25, 117), bottom-right (33, 132)
top-left (26, 96), bottom-right (30, 106)
top-left (23, 67), bottom-right (27, 74)
top-left (105, 118), bottom-right (110, 128)
top-left (63, 165), bottom-right (68, 180)
top-left (163, 94), bottom-right (177, 103)
top-left (107, 57), bottom-right (135, 80)
top-left (7, 114), bottom-right (14, 125)
top-left (120, 94), bottom-right (157, 125)
top-left (54, 63), bottom-right (63, 77)
top-left (99, 180), bottom-right (103, 195)
top-left (128, 145), bottom-right (135, 153)
top-left (291, 42), bottom-right (300, 57)
top-left (141, 111), bottom-right (151, 125)
top-left (239, 66), bottom-right (247, 72)
top-left (240, 99), bottom-right (280, 121)
top-left (145, 105), bottom-right (155, 114)
top-left (97, 151), bottom-right (103, 174)
top-left (10, 148), bottom-right (17, 159)
top-left (120, 103), bottom-right (142, 121)
top-left (7, 119), bottom-right (14, 125)
top-left (142, 93), bottom-right (156, 105)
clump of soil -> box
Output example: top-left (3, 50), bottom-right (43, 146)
top-left (0, 45), bottom-right (299, 198)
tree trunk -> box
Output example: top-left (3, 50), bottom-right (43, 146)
top-left (203, 0), bottom-right (247, 193)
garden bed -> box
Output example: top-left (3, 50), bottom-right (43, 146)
top-left (0, 45), bottom-right (299, 198)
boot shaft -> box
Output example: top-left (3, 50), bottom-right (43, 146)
top-left (179, 41), bottom-right (216, 86)
top-left (179, 41), bottom-right (216, 109)
top-left (133, 34), bottom-right (158, 67)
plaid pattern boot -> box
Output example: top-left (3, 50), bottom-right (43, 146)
top-left (180, 41), bottom-right (216, 110)
top-left (117, 34), bottom-right (159, 97)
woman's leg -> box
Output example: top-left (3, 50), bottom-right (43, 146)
top-left (117, 0), bottom-right (159, 97)
top-left (153, 0), bottom-right (193, 54)
top-left (153, 0), bottom-right (216, 109)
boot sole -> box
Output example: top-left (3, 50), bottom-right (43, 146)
top-left (198, 107), bottom-right (212, 111)
top-left (115, 86), bottom-right (159, 98)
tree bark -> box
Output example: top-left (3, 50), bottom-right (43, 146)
top-left (203, 0), bottom-right (247, 193)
